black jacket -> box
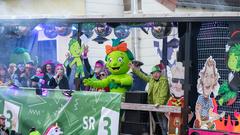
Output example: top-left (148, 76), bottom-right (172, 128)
top-left (49, 76), bottom-right (69, 89)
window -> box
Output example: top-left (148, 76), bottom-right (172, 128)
top-left (123, 0), bottom-right (142, 12)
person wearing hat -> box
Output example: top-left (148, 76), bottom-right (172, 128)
top-left (129, 60), bottom-right (147, 91)
top-left (130, 64), bottom-right (170, 135)
top-left (42, 60), bottom-right (55, 89)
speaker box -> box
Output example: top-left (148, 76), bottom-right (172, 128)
top-left (125, 110), bottom-right (149, 123)
top-left (125, 91), bottom-right (148, 104)
top-left (121, 122), bottom-right (149, 135)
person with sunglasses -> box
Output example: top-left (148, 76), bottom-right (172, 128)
top-left (96, 70), bottom-right (110, 92)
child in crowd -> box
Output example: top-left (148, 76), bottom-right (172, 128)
top-left (31, 66), bottom-right (45, 88)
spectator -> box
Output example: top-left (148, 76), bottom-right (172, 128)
top-left (24, 62), bottom-right (36, 87)
top-left (92, 60), bottom-right (107, 79)
top-left (0, 64), bottom-right (11, 86)
top-left (31, 66), bottom-right (45, 88)
top-left (96, 70), bottom-right (110, 92)
top-left (42, 61), bottom-right (55, 88)
top-left (130, 64), bottom-right (170, 135)
top-left (129, 60), bottom-right (147, 91)
top-left (49, 64), bottom-right (69, 90)
top-left (8, 63), bottom-right (16, 81)
top-left (13, 63), bottom-right (28, 87)
top-left (25, 62), bottom-right (36, 76)
top-left (85, 60), bottom-right (110, 92)
top-left (0, 114), bottom-right (8, 135)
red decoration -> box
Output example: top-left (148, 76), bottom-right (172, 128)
top-left (105, 43), bottom-right (128, 54)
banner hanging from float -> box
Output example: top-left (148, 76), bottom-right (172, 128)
top-left (0, 87), bottom-right (121, 135)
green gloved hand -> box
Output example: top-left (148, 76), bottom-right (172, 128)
top-left (83, 78), bottom-right (93, 86)
top-left (29, 131), bottom-right (41, 135)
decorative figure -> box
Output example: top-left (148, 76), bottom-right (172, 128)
top-left (194, 56), bottom-right (225, 130)
top-left (83, 39), bottom-right (134, 97)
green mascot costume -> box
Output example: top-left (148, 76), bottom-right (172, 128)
top-left (84, 39), bottom-right (134, 96)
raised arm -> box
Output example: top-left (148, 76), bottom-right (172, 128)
top-left (132, 68), bottom-right (150, 82)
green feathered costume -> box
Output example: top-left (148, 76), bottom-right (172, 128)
top-left (83, 39), bottom-right (134, 95)
top-left (10, 47), bottom-right (32, 64)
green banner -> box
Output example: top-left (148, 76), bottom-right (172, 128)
top-left (0, 87), bottom-right (121, 135)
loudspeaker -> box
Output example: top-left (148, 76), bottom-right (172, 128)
top-left (125, 91), bottom-right (148, 104)
top-left (125, 110), bottom-right (149, 123)
top-left (124, 91), bottom-right (149, 123)
top-left (121, 122), bottom-right (149, 135)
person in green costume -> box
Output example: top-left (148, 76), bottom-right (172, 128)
top-left (83, 39), bottom-right (134, 95)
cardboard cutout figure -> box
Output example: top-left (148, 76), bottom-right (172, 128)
top-left (83, 39), bottom-right (134, 96)
top-left (194, 56), bottom-right (224, 130)
top-left (218, 43), bottom-right (240, 105)
top-left (167, 62), bottom-right (193, 134)
top-left (167, 62), bottom-right (184, 134)
top-left (64, 39), bottom-right (85, 78)
top-left (64, 39), bottom-right (89, 90)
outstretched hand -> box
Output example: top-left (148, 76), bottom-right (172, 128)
top-left (129, 63), bottom-right (137, 70)
top-left (65, 52), bottom-right (71, 59)
top-left (83, 78), bottom-right (93, 86)
top-left (83, 45), bottom-right (89, 57)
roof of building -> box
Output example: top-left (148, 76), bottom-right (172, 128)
top-left (177, 0), bottom-right (240, 11)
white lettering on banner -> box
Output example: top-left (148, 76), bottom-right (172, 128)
top-left (97, 107), bottom-right (120, 135)
top-left (29, 109), bottom-right (41, 116)
top-left (83, 116), bottom-right (95, 130)
top-left (3, 101), bottom-right (20, 132)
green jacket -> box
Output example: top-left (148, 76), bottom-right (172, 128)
top-left (133, 69), bottom-right (170, 105)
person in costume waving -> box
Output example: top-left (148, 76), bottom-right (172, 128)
top-left (130, 64), bottom-right (170, 135)
top-left (83, 39), bottom-right (134, 95)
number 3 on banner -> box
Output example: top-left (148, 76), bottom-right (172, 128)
top-left (103, 117), bottom-right (111, 135)
top-left (98, 107), bottom-right (120, 135)
top-left (6, 110), bottom-right (13, 129)
top-left (3, 101), bottom-right (20, 132)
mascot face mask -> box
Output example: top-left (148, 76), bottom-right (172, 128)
top-left (228, 53), bottom-right (239, 72)
top-left (105, 39), bottom-right (134, 75)
top-left (106, 51), bottom-right (130, 75)
top-left (227, 44), bottom-right (240, 72)
top-left (69, 40), bottom-right (82, 57)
